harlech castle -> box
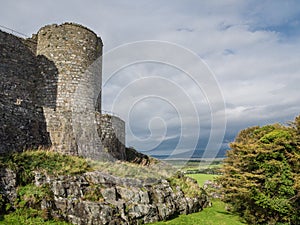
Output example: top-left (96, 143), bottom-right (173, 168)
top-left (0, 23), bottom-right (126, 160)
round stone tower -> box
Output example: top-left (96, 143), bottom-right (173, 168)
top-left (36, 23), bottom-right (103, 111)
top-left (36, 23), bottom-right (103, 157)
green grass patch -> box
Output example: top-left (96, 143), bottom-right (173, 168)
top-left (150, 199), bottom-right (245, 225)
top-left (0, 150), bottom-right (172, 183)
top-left (0, 150), bottom-right (91, 184)
top-left (0, 208), bottom-right (72, 225)
top-left (82, 184), bottom-right (104, 202)
top-left (88, 159), bottom-right (173, 180)
top-left (187, 173), bottom-right (218, 186)
top-left (163, 159), bottom-right (224, 175)
top-left (148, 173), bottom-right (245, 225)
top-left (15, 184), bottom-right (53, 209)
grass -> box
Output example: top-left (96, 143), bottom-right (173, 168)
top-left (150, 173), bottom-right (246, 225)
top-left (187, 173), bottom-right (218, 186)
top-left (168, 173), bottom-right (205, 198)
top-left (88, 159), bottom-right (173, 180)
top-left (164, 159), bottom-right (223, 172)
top-left (0, 149), bottom-right (174, 182)
top-left (149, 199), bottom-right (245, 225)
top-left (0, 208), bottom-right (72, 224)
top-left (0, 151), bottom-right (244, 225)
top-left (0, 149), bottom-right (91, 185)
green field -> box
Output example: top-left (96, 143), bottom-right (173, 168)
top-left (150, 173), bottom-right (246, 225)
top-left (163, 159), bottom-right (223, 170)
top-left (162, 159), bottom-right (223, 176)
top-left (187, 173), bottom-right (217, 186)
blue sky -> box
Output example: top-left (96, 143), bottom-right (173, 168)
top-left (1, 0), bottom-right (300, 158)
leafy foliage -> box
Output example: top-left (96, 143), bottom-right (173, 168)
top-left (218, 116), bottom-right (300, 224)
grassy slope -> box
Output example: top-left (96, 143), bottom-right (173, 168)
top-left (150, 173), bottom-right (246, 225)
top-left (1, 208), bottom-right (72, 225)
top-left (0, 151), bottom-right (245, 224)
top-left (0, 150), bottom-right (201, 224)
top-left (150, 200), bottom-right (245, 225)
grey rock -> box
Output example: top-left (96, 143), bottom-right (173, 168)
top-left (0, 167), bottom-right (17, 204)
top-left (27, 171), bottom-right (209, 224)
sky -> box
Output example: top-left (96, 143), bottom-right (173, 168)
top-left (1, 0), bottom-right (300, 159)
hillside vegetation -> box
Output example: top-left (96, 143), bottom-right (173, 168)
top-left (150, 173), bottom-right (245, 225)
top-left (218, 115), bottom-right (300, 224)
top-left (0, 150), bottom-right (205, 224)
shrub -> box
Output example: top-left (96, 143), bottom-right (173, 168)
top-left (218, 116), bottom-right (300, 224)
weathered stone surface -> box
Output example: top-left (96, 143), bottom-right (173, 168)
top-left (0, 167), bottom-right (17, 204)
top-left (96, 113), bottom-right (126, 160)
top-left (0, 167), bottom-right (208, 224)
top-left (125, 147), bottom-right (151, 166)
top-left (203, 180), bottom-right (222, 199)
top-left (31, 171), bottom-right (209, 224)
top-left (0, 30), bottom-right (51, 154)
top-left (0, 23), bottom-right (127, 161)
top-left (36, 23), bottom-right (104, 157)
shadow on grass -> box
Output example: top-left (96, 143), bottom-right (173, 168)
top-left (166, 212), bottom-right (180, 221)
top-left (216, 210), bottom-right (232, 215)
top-left (216, 210), bottom-right (247, 224)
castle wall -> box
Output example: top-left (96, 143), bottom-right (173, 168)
top-left (36, 23), bottom-right (103, 156)
top-left (0, 23), bottom-right (127, 161)
top-left (36, 23), bottom-right (103, 111)
top-left (0, 31), bottom-right (51, 153)
top-left (96, 113), bottom-right (126, 160)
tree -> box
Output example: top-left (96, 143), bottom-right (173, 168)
top-left (218, 118), bottom-right (300, 224)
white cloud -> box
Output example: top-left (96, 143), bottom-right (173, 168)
top-left (1, 0), bottom-right (300, 157)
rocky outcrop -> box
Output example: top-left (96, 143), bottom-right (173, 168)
top-left (203, 180), bottom-right (222, 199)
top-left (124, 147), bottom-right (151, 166)
top-left (0, 167), bottom-right (17, 206)
top-left (0, 168), bottom-right (209, 224)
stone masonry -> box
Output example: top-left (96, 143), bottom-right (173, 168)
top-left (0, 30), bottom-right (51, 153)
top-left (96, 113), bottom-right (126, 160)
top-left (0, 23), bottom-right (126, 160)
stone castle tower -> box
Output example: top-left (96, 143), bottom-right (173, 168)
top-left (0, 23), bottom-right (126, 160)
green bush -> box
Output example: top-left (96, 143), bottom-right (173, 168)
top-left (218, 116), bottom-right (300, 224)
